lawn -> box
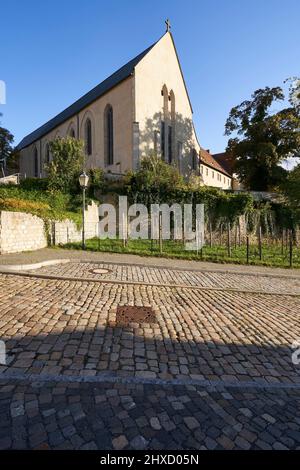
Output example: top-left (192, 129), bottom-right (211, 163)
top-left (62, 237), bottom-right (300, 269)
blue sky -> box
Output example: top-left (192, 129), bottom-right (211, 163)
top-left (1, 0), bottom-right (299, 153)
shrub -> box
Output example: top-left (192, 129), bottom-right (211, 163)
top-left (20, 178), bottom-right (49, 192)
top-left (46, 137), bottom-right (85, 193)
top-left (87, 168), bottom-right (105, 197)
top-left (124, 155), bottom-right (186, 205)
top-left (0, 185), bottom-right (82, 226)
top-left (123, 165), bottom-right (254, 225)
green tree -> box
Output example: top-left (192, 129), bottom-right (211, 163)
top-left (0, 113), bottom-right (15, 174)
top-left (87, 167), bottom-right (105, 197)
top-left (6, 148), bottom-right (20, 174)
top-left (46, 137), bottom-right (85, 193)
top-left (283, 164), bottom-right (300, 208)
top-left (225, 85), bottom-right (300, 191)
top-left (124, 154), bottom-right (185, 205)
top-left (0, 126), bottom-right (13, 161)
top-left (287, 77), bottom-right (300, 112)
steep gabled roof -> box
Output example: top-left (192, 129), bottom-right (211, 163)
top-left (17, 41), bottom-right (157, 150)
top-left (200, 148), bottom-right (232, 177)
top-left (168, 33), bottom-right (193, 113)
top-left (213, 152), bottom-right (235, 175)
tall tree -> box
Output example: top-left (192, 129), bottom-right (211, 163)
top-left (225, 84), bottom-right (300, 191)
top-left (288, 77), bottom-right (300, 113)
top-left (47, 137), bottom-right (85, 193)
top-left (283, 163), bottom-right (300, 208)
top-left (0, 113), bottom-right (15, 174)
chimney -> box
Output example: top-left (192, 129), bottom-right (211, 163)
top-left (206, 149), bottom-right (210, 153)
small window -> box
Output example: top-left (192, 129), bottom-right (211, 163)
top-left (154, 130), bottom-right (161, 156)
top-left (85, 118), bottom-right (92, 156)
top-left (69, 128), bottom-right (75, 138)
top-left (168, 126), bottom-right (173, 163)
top-left (206, 167), bottom-right (208, 176)
top-left (192, 149), bottom-right (198, 171)
top-left (161, 121), bottom-right (165, 160)
top-left (45, 143), bottom-right (50, 165)
top-left (212, 170), bottom-right (215, 179)
top-left (34, 147), bottom-right (39, 177)
top-left (104, 105), bottom-right (114, 166)
top-left (177, 141), bottom-right (183, 162)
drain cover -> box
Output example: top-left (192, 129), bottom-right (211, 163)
top-left (90, 268), bottom-right (110, 274)
top-left (116, 306), bottom-right (157, 326)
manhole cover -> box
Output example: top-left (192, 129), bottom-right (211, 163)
top-left (90, 268), bottom-right (110, 274)
top-left (116, 306), bottom-right (157, 326)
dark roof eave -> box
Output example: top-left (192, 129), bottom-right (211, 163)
top-left (17, 41), bottom-right (156, 150)
top-left (17, 74), bottom-right (133, 151)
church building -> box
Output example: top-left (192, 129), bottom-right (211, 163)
top-left (18, 24), bottom-right (232, 190)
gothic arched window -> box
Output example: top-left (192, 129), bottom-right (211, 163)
top-left (45, 143), bottom-right (50, 165)
top-left (192, 149), bottom-right (198, 171)
top-left (85, 118), bottom-right (92, 155)
top-left (168, 90), bottom-right (175, 163)
top-left (161, 85), bottom-right (169, 161)
top-left (34, 147), bottom-right (39, 177)
top-left (104, 105), bottom-right (114, 166)
top-left (69, 128), bottom-right (75, 138)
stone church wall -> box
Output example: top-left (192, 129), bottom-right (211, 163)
top-left (135, 33), bottom-right (198, 175)
top-left (20, 76), bottom-right (134, 179)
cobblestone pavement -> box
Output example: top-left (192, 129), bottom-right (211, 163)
top-left (32, 261), bottom-right (300, 294)
top-left (1, 379), bottom-right (300, 450)
top-left (1, 246), bottom-right (300, 279)
top-left (1, 273), bottom-right (300, 384)
top-left (0, 261), bottom-right (300, 449)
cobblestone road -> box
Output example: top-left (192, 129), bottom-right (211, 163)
top-left (0, 260), bottom-right (300, 449)
top-left (31, 261), bottom-right (300, 294)
top-left (1, 380), bottom-right (300, 450)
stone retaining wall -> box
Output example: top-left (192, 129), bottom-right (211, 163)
top-left (52, 202), bottom-right (99, 245)
top-left (0, 202), bottom-right (99, 254)
top-left (0, 211), bottom-right (47, 254)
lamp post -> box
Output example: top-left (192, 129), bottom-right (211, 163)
top-left (79, 171), bottom-right (89, 250)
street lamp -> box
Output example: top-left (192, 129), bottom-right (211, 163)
top-left (79, 171), bottom-right (89, 250)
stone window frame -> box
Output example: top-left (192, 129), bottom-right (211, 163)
top-left (192, 148), bottom-right (198, 171)
top-left (161, 85), bottom-right (169, 161)
top-left (168, 89), bottom-right (175, 164)
top-left (104, 104), bottom-right (114, 166)
top-left (33, 146), bottom-right (39, 177)
top-left (67, 122), bottom-right (76, 138)
top-left (45, 142), bottom-right (51, 166)
top-left (80, 111), bottom-right (95, 158)
top-left (85, 118), bottom-right (92, 156)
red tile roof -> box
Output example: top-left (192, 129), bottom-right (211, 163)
top-left (199, 148), bottom-right (232, 177)
top-left (213, 152), bottom-right (234, 175)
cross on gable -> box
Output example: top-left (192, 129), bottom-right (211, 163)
top-left (165, 19), bottom-right (171, 32)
